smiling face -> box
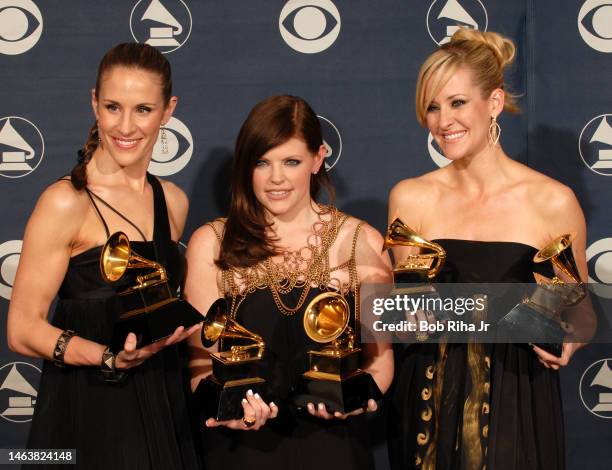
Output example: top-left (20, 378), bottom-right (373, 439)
top-left (252, 136), bottom-right (324, 220)
top-left (425, 67), bottom-right (502, 162)
top-left (92, 66), bottom-right (176, 171)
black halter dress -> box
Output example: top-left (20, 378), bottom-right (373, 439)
top-left (26, 174), bottom-right (199, 470)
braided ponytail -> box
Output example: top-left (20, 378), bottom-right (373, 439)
top-left (70, 122), bottom-right (98, 190)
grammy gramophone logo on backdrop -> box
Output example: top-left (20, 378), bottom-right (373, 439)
top-left (148, 116), bottom-right (193, 177)
top-left (579, 114), bottom-right (612, 176)
top-left (426, 0), bottom-right (488, 45)
top-left (279, 0), bottom-right (341, 54)
top-left (580, 358), bottom-right (612, 419)
top-left (0, 116), bottom-right (44, 178)
top-left (0, 239), bottom-right (21, 301)
top-left (578, 0), bottom-right (612, 53)
top-left (130, 0), bottom-right (192, 54)
top-left (0, 0), bottom-right (42, 55)
top-left (317, 115), bottom-right (342, 171)
top-left (0, 362), bottom-right (40, 424)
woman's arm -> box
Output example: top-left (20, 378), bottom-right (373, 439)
top-left (355, 223), bottom-right (394, 393)
top-left (532, 183), bottom-right (596, 368)
top-left (184, 223), bottom-right (222, 391)
top-left (184, 222), bottom-right (277, 430)
top-left (160, 178), bottom-right (189, 241)
top-left (7, 180), bottom-right (194, 370)
top-left (6, 181), bottom-right (108, 365)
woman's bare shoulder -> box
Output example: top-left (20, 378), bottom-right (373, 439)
top-left (36, 179), bottom-right (89, 219)
top-left (187, 219), bottom-right (226, 255)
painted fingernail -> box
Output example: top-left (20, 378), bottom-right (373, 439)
top-left (270, 401), bottom-right (276, 407)
top-left (242, 398), bottom-right (248, 404)
top-left (254, 393), bottom-right (261, 399)
top-left (247, 389), bottom-right (253, 396)
top-left (318, 403), bottom-right (325, 410)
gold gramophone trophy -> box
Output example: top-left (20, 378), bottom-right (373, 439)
top-left (384, 218), bottom-right (448, 322)
top-left (294, 292), bottom-right (381, 413)
top-left (100, 232), bottom-right (203, 352)
top-left (498, 234), bottom-right (585, 356)
top-left (194, 298), bottom-right (266, 421)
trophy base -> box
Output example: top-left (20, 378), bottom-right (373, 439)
top-left (294, 370), bottom-right (382, 414)
top-left (211, 354), bottom-right (262, 382)
top-left (195, 375), bottom-right (266, 421)
top-left (498, 301), bottom-right (566, 357)
top-left (309, 348), bottom-right (361, 377)
top-left (110, 298), bottom-right (203, 352)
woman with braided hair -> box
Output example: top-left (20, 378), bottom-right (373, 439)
top-left (7, 43), bottom-right (199, 469)
top-left (387, 29), bottom-right (591, 469)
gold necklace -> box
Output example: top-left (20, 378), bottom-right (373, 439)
top-left (227, 205), bottom-right (343, 316)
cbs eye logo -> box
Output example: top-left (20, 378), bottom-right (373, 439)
top-left (0, 240), bottom-right (22, 301)
top-left (279, 0), bottom-right (341, 54)
top-left (586, 238), bottom-right (612, 299)
top-left (578, 0), bottom-right (612, 53)
top-left (130, 0), bottom-right (193, 54)
top-left (0, 0), bottom-right (43, 56)
top-left (427, 0), bottom-right (488, 45)
top-left (317, 115), bottom-right (342, 171)
top-left (148, 116), bottom-right (193, 176)
top-left (427, 132), bottom-right (451, 168)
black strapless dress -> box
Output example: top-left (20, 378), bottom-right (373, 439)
top-left (26, 175), bottom-right (199, 470)
top-left (388, 240), bottom-right (565, 470)
top-left (199, 287), bottom-right (375, 470)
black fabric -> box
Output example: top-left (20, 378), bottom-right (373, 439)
top-left (26, 174), bottom-right (198, 470)
top-left (388, 240), bottom-right (564, 470)
top-left (200, 286), bottom-right (375, 470)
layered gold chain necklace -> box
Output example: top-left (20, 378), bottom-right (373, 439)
top-left (225, 205), bottom-right (344, 317)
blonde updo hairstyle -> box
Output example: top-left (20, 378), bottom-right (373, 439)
top-left (415, 28), bottom-right (519, 127)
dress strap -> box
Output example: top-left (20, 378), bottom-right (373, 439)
top-left (349, 221), bottom-right (364, 288)
top-left (147, 173), bottom-right (170, 246)
top-left (85, 186), bottom-right (149, 242)
top-left (84, 189), bottom-right (111, 239)
top-left (206, 219), bottom-right (225, 244)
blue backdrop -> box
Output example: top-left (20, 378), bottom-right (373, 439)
top-left (1, 1), bottom-right (610, 468)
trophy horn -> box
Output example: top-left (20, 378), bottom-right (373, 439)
top-left (384, 218), bottom-right (446, 279)
top-left (100, 232), bottom-right (166, 284)
top-left (534, 234), bottom-right (581, 281)
top-left (303, 292), bottom-right (350, 344)
top-left (201, 298), bottom-right (264, 352)
top-left (534, 233), bottom-right (585, 305)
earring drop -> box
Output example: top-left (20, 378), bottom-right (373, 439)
top-left (160, 126), bottom-right (168, 154)
top-left (488, 116), bottom-right (501, 146)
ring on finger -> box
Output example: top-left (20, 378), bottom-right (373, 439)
top-left (242, 416), bottom-right (256, 428)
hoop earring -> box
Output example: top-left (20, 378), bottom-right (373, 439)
top-left (488, 116), bottom-right (501, 146)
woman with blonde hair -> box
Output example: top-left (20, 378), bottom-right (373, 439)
top-left (387, 29), bottom-right (590, 469)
